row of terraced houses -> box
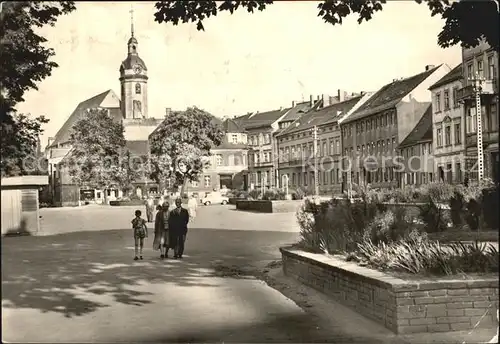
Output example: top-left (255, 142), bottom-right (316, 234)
top-left (45, 37), bottom-right (498, 206)
top-left (238, 42), bottom-right (498, 195)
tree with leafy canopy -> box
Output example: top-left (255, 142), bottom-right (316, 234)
top-left (149, 107), bottom-right (224, 196)
top-left (67, 108), bottom-right (143, 202)
top-left (153, 0), bottom-right (499, 51)
top-left (1, 1), bottom-right (76, 176)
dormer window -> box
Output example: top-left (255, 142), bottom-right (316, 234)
top-left (135, 83), bottom-right (141, 94)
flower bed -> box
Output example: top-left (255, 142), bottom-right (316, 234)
top-left (281, 246), bottom-right (499, 334)
top-left (288, 182), bottom-right (500, 333)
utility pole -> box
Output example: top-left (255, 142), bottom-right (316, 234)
top-left (313, 126), bottom-right (319, 196)
top-left (470, 72), bottom-right (486, 181)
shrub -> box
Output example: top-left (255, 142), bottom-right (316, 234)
top-left (418, 196), bottom-right (450, 233)
top-left (363, 206), bottom-right (419, 245)
top-left (262, 188), bottom-right (287, 201)
top-left (248, 189), bottom-right (261, 200)
top-left (352, 238), bottom-right (499, 275)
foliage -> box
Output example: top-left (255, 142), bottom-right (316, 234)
top-left (67, 108), bottom-right (141, 191)
top-left (149, 106), bottom-right (224, 193)
top-left (248, 189), bottom-right (261, 200)
top-left (1, 2), bottom-right (76, 176)
top-left (353, 238), bottom-right (499, 276)
top-left (363, 207), bottom-right (418, 245)
top-left (153, 0), bottom-right (499, 51)
top-left (418, 196), bottom-right (450, 233)
top-left (1, 112), bottom-right (48, 177)
top-left (298, 197), bottom-right (386, 254)
top-left (262, 188), bottom-right (286, 200)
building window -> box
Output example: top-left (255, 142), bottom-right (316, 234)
top-left (490, 103), bottom-right (498, 132)
top-left (488, 55), bottom-right (496, 79)
top-left (335, 140), bottom-right (340, 154)
top-left (445, 126), bottom-right (451, 146)
top-left (204, 175), bottom-right (211, 187)
top-left (133, 100), bottom-right (142, 118)
top-left (135, 83), bottom-right (141, 94)
top-left (444, 89), bottom-right (450, 110)
top-left (467, 63), bottom-right (473, 80)
top-left (191, 180), bottom-right (198, 187)
top-left (322, 142), bottom-right (327, 156)
top-left (477, 60), bottom-right (484, 78)
top-left (435, 92), bottom-right (441, 112)
top-left (216, 154), bottom-right (223, 166)
top-left (452, 87), bottom-right (459, 108)
top-left (423, 143), bottom-right (427, 155)
top-left (437, 128), bottom-right (442, 147)
top-left (231, 134), bottom-right (238, 144)
top-left (329, 140), bottom-right (334, 155)
top-left (454, 123), bottom-right (461, 144)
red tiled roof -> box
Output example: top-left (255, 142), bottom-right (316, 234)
top-left (343, 65), bottom-right (441, 124)
top-left (398, 104), bottom-right (433, 148)
top-left (49, 90), bottom-right (121, 148)
top-left (428, 64), bottom-right (462, 90)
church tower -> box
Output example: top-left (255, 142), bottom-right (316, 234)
top-left (119, 7), bottom-right (148, 119)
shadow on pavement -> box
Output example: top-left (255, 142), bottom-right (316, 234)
top-left (145, 313), bottom-right (391, 344)
top-left (1, 228), bottom-right (298, 319)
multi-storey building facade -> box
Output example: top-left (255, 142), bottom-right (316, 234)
top-left (340, 64), bottom-right (451, 189)
top-left (457, 41), bottom-right (499, 183)
top-left (398, 105), bottom-right (434, 187)
top-left (276, 92), bottom-right (370, 195)
top-left (429, 65), bottom-right (466, 183)
top-left (184, 118), bottom-right (248, 195)
top-left (245, 108), bottom-right (290, 190)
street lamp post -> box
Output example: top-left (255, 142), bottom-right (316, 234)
top-left (312, 126), bottom-right (319, 197)
top-left (468, 71), bottom-right (495, 181)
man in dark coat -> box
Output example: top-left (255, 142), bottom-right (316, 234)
top-left (168, 197), bottom-right (190, 259)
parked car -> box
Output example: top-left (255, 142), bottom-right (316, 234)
top-left (201, 192), bottom-right (229, 205)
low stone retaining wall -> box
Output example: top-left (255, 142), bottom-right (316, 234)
top-left (236, 200), bottom-right (302, 213)
top-left (280, 247), bottom-right (499, 334)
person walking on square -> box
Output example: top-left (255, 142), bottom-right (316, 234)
top-left (162, 202), bottom-right (171, 258)
top-left (187, 194), bottom-right (198, 220)
top-left (131, 210), bottom-right (148, 260)
top-left (168, 198), bottom-right (189, 259)
top-left (146, 196), bottom-right (155, 222)
top-left (152, 204), bottom-right (165, 258)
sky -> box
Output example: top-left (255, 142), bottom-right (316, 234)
top-left (16, 1), bottom-right (462, 147)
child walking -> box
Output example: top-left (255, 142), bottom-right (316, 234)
top-left (131, 210), bottom-right (148, 260)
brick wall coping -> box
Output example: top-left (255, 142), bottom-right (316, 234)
top-left (280, 247), bottom-right (498, 292)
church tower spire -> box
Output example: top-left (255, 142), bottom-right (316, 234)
top-left (130, 5), bottom-right (135, 39)
top-left (119, 5), bottom-right (148, 120)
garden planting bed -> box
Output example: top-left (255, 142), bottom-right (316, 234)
top-left (236, 200), bottom-right (302, 213)
top-left (280, 247), bottom-right (499, 335)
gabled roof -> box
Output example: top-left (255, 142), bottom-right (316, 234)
top-left (243, 108), bottom-right (289, 130)
top-left (344, 65), bottom-right (441, 124)
top-left (278, 101), bottom-right (313, 123)
top-left (277, 96), bottom-right (363, 136)
top-left (428, 64), bottom-right (462, 90)
top-left (49, 90), bottom-right (121, 148)
top-left (222, 118), bottom-right (244, 133)
top-left (398, 104), bottom-right (433, 148)
top-left (233, 113), bottom-right (251, 128)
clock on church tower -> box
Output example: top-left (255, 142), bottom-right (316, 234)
top-left (119, 9), bottom-right (148, 120)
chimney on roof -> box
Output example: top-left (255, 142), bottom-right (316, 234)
top-left (309, 95), bottom-right (313, 107)
top-left (165, 108), bottom-right (172, 116)
top-left (292, 101), bottom-right (296, 108)
top-left (337, 89), bottom-right (346, 102)
top-left (425, 65), bottom-right (436, 71)
top-left (322, 94), bottom-right (331, 108)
